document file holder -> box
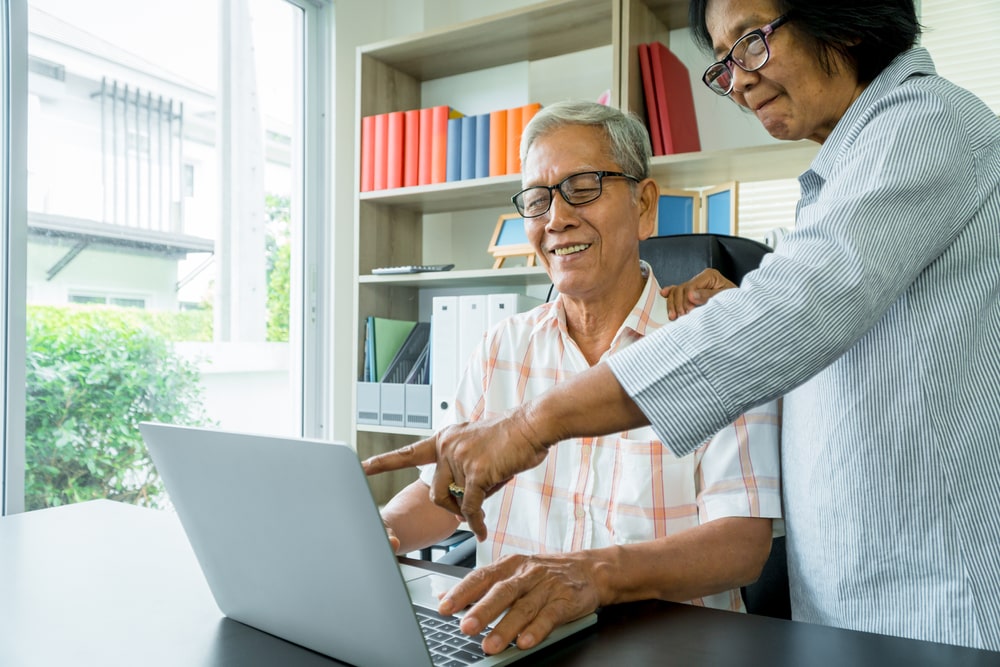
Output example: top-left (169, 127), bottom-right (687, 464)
top-left (356, 382), bottom-right (381, 425)
top-left (404, 384), bottom-right (432, 429)
top-left (379, 383), bottom-right (406, 427)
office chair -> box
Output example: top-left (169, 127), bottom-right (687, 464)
top-left (639, 233), bottom-right (790, 619)
top-left (420, 529), bottom-right (476, 568)
top-left (638, 232), bottom-right (772, 287)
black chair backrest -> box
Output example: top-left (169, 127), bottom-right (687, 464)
top-left (638, 233), bottom-right (772, 287)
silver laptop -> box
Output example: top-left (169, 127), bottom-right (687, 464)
top-left (140, 422), bottom-right (595, 667)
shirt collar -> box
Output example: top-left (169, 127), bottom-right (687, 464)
top-left (813, 47), bottom-right (937, 178)
top-left (547, 259), bottom-right (668, 355)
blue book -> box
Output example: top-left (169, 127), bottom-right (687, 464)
top-left (460, 115), bottom-right (477, 180)
top-left (446, 117), bottom-right (462, 182)
top-left (475, 113), bottom-right (490, 179)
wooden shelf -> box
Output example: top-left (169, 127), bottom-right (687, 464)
top-left (359, 0), bottom-right (616, 81)
top-left (352, 0), bottom-right (811, 503)
top-left (650, 141), bottom-right (819, 189)
top-left (359, 266), bottom-right (549, 288)
top-left (358, 141), bottom-right (818, 213)
top-left (359, 173), bottom-right (522, 214)
top-left (358, 424), bottom-right (433, 438)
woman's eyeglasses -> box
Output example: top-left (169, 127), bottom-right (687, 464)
top-left (702, 14), bottom-right (789, 96)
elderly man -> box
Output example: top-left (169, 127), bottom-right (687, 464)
top-left (366, 100), bottom-right (781, 655)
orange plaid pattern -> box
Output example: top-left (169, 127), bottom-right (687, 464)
top-left (422, 264), bottom-right (781, 611)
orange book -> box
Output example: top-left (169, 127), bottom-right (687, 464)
top-left (505, 107), bottom-right (523, 175)
top-left (514, 102), bottom-right (542, 173)
top-left (418, 107), bottom-right (434, 186)
top-left (373, 112), bottom-right (389, 191)
top-left (403, 109), bottom-right (420, 187)
top-left (489, 109), bottom-right (507, 177)
top-left (430, 105), bottom-right (463, 184)
top-left (386, 110), bottom-right (405, 189)
top-left (360, 115), bottom-right (375, 192)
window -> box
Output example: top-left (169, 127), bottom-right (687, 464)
top-left (920, 0), bottom-right (1000, 113)
top-left (7, 0), bottom-right (330, 513)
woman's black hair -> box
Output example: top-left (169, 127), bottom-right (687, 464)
top-left (688, 0), bottom-right (921, 84)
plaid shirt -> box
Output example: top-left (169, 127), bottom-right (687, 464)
top-left (422, 263), bottom-right (781, 611)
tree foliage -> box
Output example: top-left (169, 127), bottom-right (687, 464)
top-left (265, 193), bottom-right (291, 343)
top-left (25, 305), bottom-right (211, 510)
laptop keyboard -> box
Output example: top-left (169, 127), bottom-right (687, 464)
top-left (415, 606), bottom-right (512, 666)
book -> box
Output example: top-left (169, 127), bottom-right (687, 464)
top-left (446, 116), bottom-right (462, 182)
top-left (372, 113), bottom-right (389, 190)
top-left (637, 44), bottom-right (665, 156)
top-left (512, 103), bottom-right (541, 174)
top-left (505, 106), bottom-right (522, 175)
top-left (403, 109), bottom-right (420, 187)
top-left (418, 107), bottom-right (434, 185)
top-left (488, 108), bottom-right (507, 177)
top-left (474, 113), bottom-right (491, 179)
top-left (460, 115), bottom-right (477, 181)
top-left (360, 114), bottom-right (375, 192)
top-left (648, 42), bottom-right (701, 154)
top-left (431, 105), bottom-right (463, 184)
top-left (520, 102), bottom-right (541, 128)
top-left (386, 110), bottom-right (405, 189)
top-left (367, 317), bottom-right (418, 382)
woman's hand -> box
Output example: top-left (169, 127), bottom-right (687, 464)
top-left (661, 268), bottom-right (737, 320)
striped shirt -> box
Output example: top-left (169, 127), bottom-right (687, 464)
top-left (423, 264), bottom-right (782, 612)
top-left (608, 48), bottom-right (1000, 650)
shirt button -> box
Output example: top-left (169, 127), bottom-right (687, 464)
top-left (575, 508), bottom-right (585, 519)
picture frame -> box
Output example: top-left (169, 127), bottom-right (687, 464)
top-left (488, 213), bottom-right (536, 268)
top-left (702, 181), bottom-right (739, 236)
top-left (657, 188), bottom-right (702, 236)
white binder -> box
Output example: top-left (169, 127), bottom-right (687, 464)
top-left (431, 295), bottom-right (459, 429)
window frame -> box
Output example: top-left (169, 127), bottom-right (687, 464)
top-left (2, 0), bottom-right (28, 515)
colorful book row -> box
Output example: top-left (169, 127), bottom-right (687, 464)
top-left (359, 103), bottom-right (542, 192)
top-left (637, 42), bottom-right (701, 156)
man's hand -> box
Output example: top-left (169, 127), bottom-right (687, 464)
top-left (363, 410), bottom-right (551, 541)
top-left (439, 552), bottom-right (603, 655)
top-left (661, 268), bottom-right (736, 320)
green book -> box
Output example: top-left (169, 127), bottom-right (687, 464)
top-left (371, 317), bottom-right (417, 382)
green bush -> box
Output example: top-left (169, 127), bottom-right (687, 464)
top-left (25, 305), bottom-right (211, 510)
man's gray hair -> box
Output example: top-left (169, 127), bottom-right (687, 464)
top-left (520, 100), bottom-right (652, 180)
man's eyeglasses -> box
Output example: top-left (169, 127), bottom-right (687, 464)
top-left (702, 14), bottom-right (789, 96)
top-left (512, 170), bottom-right (639, 218)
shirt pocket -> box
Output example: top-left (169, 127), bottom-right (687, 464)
top-left (609, 432), bottom-right (700, 544)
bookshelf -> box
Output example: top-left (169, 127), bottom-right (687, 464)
top-left (353, 0), bottom-right (819, 502)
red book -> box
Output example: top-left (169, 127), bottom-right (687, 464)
top-left (637, 44), bottom-right (664, 156)
top-left (649, 42), bottom-right (701, 154)
top-left (373, 113), bottom-right (389, 191)
top-left (386, 110), bottom-right (405, 189)
top-left (418, 107), bottom-right (434, 185)
top-left (505, 106), bottom-right (522, 175)
top-left (360, 115), bottom-right (375, 192)
top-left (403, 109), bottom-right (420, 187)
top-left (489, 109), bottom-right (507, 177)
top-left (430, 106), bottom-right (463, 184)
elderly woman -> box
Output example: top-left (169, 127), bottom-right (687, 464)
top-left (365, 0), bottom-right (1000, 651)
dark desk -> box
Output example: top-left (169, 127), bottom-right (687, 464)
top-left (1, 501), bottom-right (997, 666)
